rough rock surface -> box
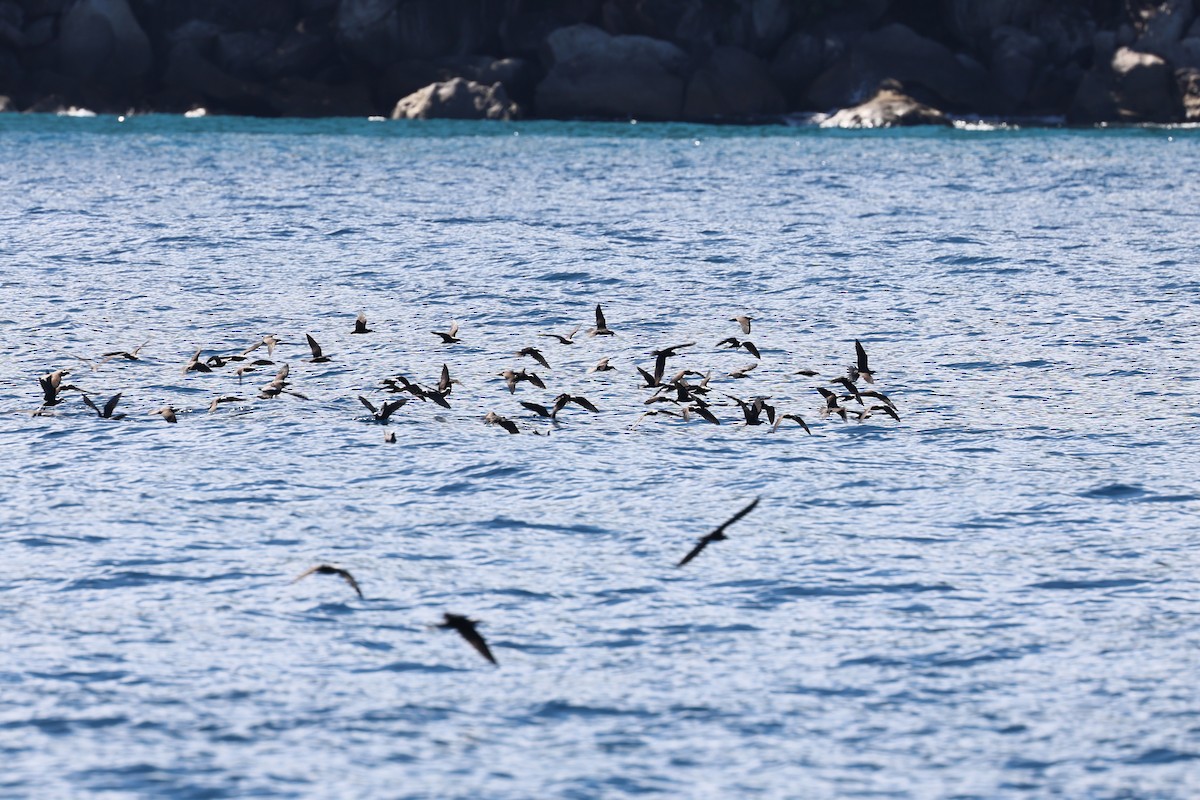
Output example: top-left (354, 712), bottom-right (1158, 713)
top-left (535, 24), bottom-right (689, 120)
top-left (820, 81), bottom-right (952, 128)
top-left (1111, 46), bottom-right (1180, 121)
top-left (684, 45), bottom-right (783, 119)
top-left (391, 77), bottom-right (519, 121)
top-left (57, 0), bottom-right (151, 104)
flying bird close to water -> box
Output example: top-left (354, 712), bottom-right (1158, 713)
top-left (850, 339), bottom-right (875, 384)
top-left (588, 357), bottom-right (615, 373)
top-left (499, 369), bottom-right (545, 393)
top-left (359, 395), bottom-right (407, 423)
top-left (857, 404), bottom-right (900, 422)
top-left (352, 311), bottom-right (372, 334)
top-left (151, 406), bottom-right (177, 423)
top-left (436, 613), bottom-right (497, 665)
top-left (552, 393), bottom-right (598, 418)
top-left (519, 401), bottom-right (554, 418)
top-left (588, 304), bottom-right (615, 337)
top-left (677, 496), bottom-right (762, 568)
top-left (728, 363), bottom-right (758, 379)
top-left (292, 564), bottom-right (363, 598)
top-left (305, 334), bottom-right (331, 363)
top-left (208, 395), bottom-right (244, 412)
top-left (102, 342), bottom-right (148, 362)
top-left (649, 342), bottom-right (694, 384)
top-left (38, 370), bottom-right (70, 406)
top-left (716, 337), bottom-right (761, 359)
top-left (82, 393), bottom-right (125, 420)
top-left (243, 335), bottom-right (282, 358)
top-left (432, 321), bottom-right (460, 343)
top-left (484, 411), bottom-right (519, 434)
top-left (730, 315), bottom-right (753, 334)
top-left (182, 348), bottom-right (212, 374)
top-left (516, 347), bottom-right (551, 369)
top-left (816, 387), bottom-right (848, 421)
top-left (540, 325), bottom-right (580, 345)
top-left (793, 368), bottom-right (820, 377)
top-left (771, 412), bottom-right (811, 434)
top-left (831, 376), bottom-right (863, 405)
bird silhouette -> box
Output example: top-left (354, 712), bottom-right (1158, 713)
top-left (677, 497), bottom-right (762, 567)
top-left (82, 393), bottom-right (125, 420)
top-left (352, 312), bottom-right (372, 334)
top-left (437, 613), bottom-right (497, 665)
top-left (292, 564), bottom-right (363, 598)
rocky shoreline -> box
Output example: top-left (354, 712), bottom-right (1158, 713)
top-left (1, 1), bottom-right (1199, 127)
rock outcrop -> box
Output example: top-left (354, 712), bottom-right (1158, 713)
top-left (535, 24), bottom-right (689, 120)
top-left (391, 77), bottom-right (519, 120)
top-left (820, 81), bottom-right (952, 128)
top-left (0, 1), bottom-right (1197, 123)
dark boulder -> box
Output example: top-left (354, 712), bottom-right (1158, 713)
top-left (1111, 46), bottom-right (1180, 121)
top-left (724, 0), bottom-right (793, 57)
top-left (267, 77), bottom-right (375, 117)
top-left (769, 31), bottom-right (827, 107)
top-left (683, 45), bottom-right (784, 118)
top-left (499, 0), bottom-right (598, 59)
top-left (941, 0), bottom-right (1040, 49)
top-left (534, 24), bottom-right (689, 120)
top-left (58, 0), bottom-right (153, 107)
top-left (1178, 67), bottom-right (1200, 121)
top-left (391, 77), bottom-right (519, 120)
top-left (989, 26), bottom-right (1046, 110)
top-left (820, 80), bottom-right (952, 128)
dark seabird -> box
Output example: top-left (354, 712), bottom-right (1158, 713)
top-left (725, 393), bottom-right (772, 426)
top-left (359, 395), bottom-right (407, 423)
top-left (102, 342), bottom-right (148, 362)
top-left (857, 404), bottom-right (900, 422)
top-left (243, 335), bottom-right (282, 358)
top-left (352, 311), bottom-right (372, 334)
top-left (588, 304), bottom-right (615, 337)
top-left (437, 613), bottom-right (497, 665)
top-left (793, 368), bottom-right (820, 377)
top-left (292, 564), bottom-right (363, 598)
top-left (728, 363), bottom-right (758, 379)
top-left (208, 395), bottom-right (245, 412)
top-left (384, 430), bottom-right (396, 443)
top-left (516, 347), bottom-right (551, 369)
top-left (860, 390), bottom-right (895, 408)
top-left (816, 387), bottom-right (848, 421)
top-left (484, 411), bottom-right (519, 434)
top-left (677, 497), bottom-right (762, 568)
top-left (649, 342), bottom-right (694, 384)
top-left (519, 401), bottom-right (554, 418)
top-left (204, 355), bottom-right (228, 368)
top-left (851, 339), bottom-right (875, 384)
top-left (432, 321), bottom-right (461, 343)
top-left (151, 406), bottom-right (177, 423)
top-left (716, 338), bottom-right (761, 359)
top-left (730, 315), bottom-right (753, 334)
top-left (688, 404), bottom-right (721, 425)
top-left (552, 393), bottom-right (599, 418)
top-left (382, 374), bottom-right (426, 398)
top-left (499, 369), bottom-right (545, 393)
top-left (636, 366), bottom-right (660, 388)
top-left (183, 348), bottom-right (212, 374)
top-left (438, 364), bottom-right (458, 396)
top-left (305, 334), bottom-right (332, 363)
top-left (588, 357), bottom-right (616, 374)
top-left (82, 393), bottom-right (125, 420)
top-left (39, 370), bottom-right (69, 406)
top-left (771, 413), bottom-right (811, 434)
top-left (540, 326), bottom-right (580, 345)
top-left (831, 376), bottom-right (863, 405)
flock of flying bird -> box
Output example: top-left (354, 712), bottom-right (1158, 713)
top-left (23, 303), bottom-right (898, 665)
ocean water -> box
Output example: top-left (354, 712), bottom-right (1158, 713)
top-left (1, 115), bottom-right (1198, 799)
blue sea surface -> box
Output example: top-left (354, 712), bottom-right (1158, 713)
top-left (1, 115), bottom-right (1198, 798)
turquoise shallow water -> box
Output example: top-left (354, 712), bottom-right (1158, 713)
top-left (1, 116), bottom-right (1199, 798)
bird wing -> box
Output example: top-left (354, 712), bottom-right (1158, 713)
top-left (743, 341), bottom-right (761, 359)
top-left (531, 350), bottom-right (549, 368)
top-left (710, 496), bottom-right (761, 537)
top-left (594, 304), bottom-right (607, 329)
top-left (736, 316), bottom-right (751, 334)
top-left (637, 366), bottom-right (657, 387)
top-left (102, 393), bottom-right (122, 418)
top-left (449, 320), bottom-right (459, 338)
top-left (572, 395), bottom-right (599, 412)
top-left (356, 312), bottom-right (368, 331)
top-left (856, 339), bottom-right (869, 372)
top-left (358, 395), bottom-right (378, 414)
top-left (305, 334), bottom-right (322, 359)
top-left (519, 401), bottom-right (551, 417)
top-left (81, 394), bottom-right (100, 415)
top-left (439, 364), bottom-right (451, 393)
top-left (527, 372), bottom-right (546, 389)
top-left (379, 399), bottom-right (407, 421)
top-left (336, 569), bottom-right (364, 598)
top-left (291, 565), bottom-right (321, 583)
top-left (677, 535), bottom-right (713, 567)
top-left (791, 414), bottom-right (812, 434)
top-left (716, 337), bottom-right (738, 347)
top-left (458, 621), bottom-right (498, 664)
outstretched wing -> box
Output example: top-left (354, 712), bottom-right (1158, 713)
top-left (358, 395), bottom-right (378, 414)
top-left (102, 393), bottom-right (122, 418)
top-left (743, 341), bottom-right (761, 359)
top-left (81, 394), bottom-right (100, 415)
top-left (306, 334), bottom-right (323, 359)
top-left (595, 304), bottom-right (607, 329)
top-left (378, 399), bottom-right (407, 422)
top-left (457, 620), bottom-right (498, 664)
top-left (855, 339), bottom-right (869, 372)
top-left (677, 535), bottom-right (713, 568)
top-left (336, 569), bottom-right (364, 598)
top-left (710, 497), bottom-right (761, 538)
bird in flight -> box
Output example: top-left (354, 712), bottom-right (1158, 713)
top-left (588, 304), bottom-right (615, 336)
top-left (305, 334), bottom-right (332, 363)
top-left (716, 338), bottom-right (761, 359)
top-left (292, 564), bottom-right (363, 598)
top-left (436, 613), bottom-right (497, 665)
top-left (849, 339), bottom-right (875, 383)
top-left (82, 393), bottom-right (125, 420)
top-left (540, 325), bottom-right (580, 345)
top-left (677, 497), bottom-right (762, 567)
top-left (432, 321), bottom-right (461, 343)
top-left (730, 315), bottom-right (752, 334)
top-left (352, 312), bottom-right (372, 334)
top-left (359, 395), bottom-right (407, 423)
